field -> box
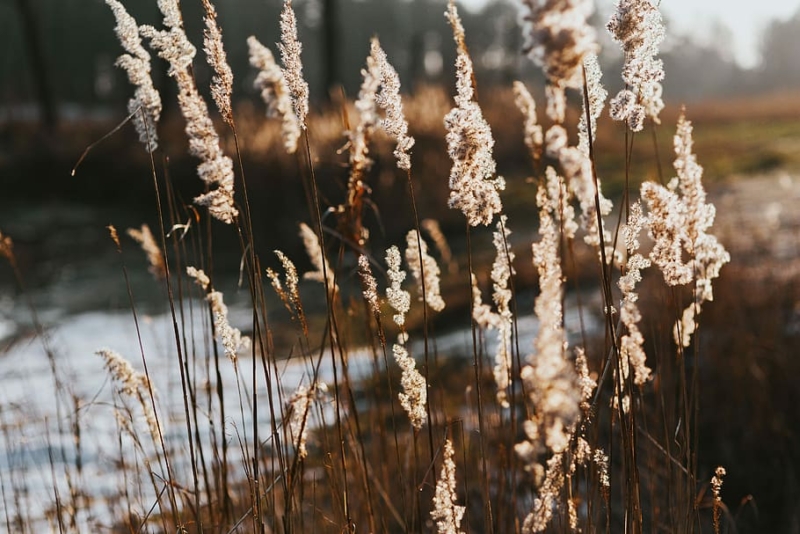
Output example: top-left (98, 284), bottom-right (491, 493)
top-left (1, 1), bottom-right (800, 533)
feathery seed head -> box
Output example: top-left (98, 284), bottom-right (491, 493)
top-left (206, 290), bottom-right (250, 364)
top-left (517, 170), bottom-right (583, 485)
top-left (444, 0), bottom-right (504, 226)
top-left (513, 81), bottom-right (544, 161)
top-left (202, 0), bottom-right (234, 125)
top-left (578, 53), bottom-right (607, 153)
top-left (405, 230), bottom-right (446, 312)
top-left (247, 35), bottom-right (301, 153)
top-left (471, 273), bottom-right (496, 330)
top-left (431, 438), bottom-right (466, 534)
top-left (386, 245), bottom-right (411, 328)
top-left (186, 265), bottom-right (211, 290)
top-left (393, 343), bottom-right (427, 430)
top-left (278, 0), bottom-right (309, 128)
top-left (641, 181), bottom-right (693, 285)
top-left (544, 125), bottom-right (568, 159)
top-left (371, 38), bottom-right (415, 171)
top-left (490, 216), bottom-right (515, 407)
top-left (575, 347), bottom-right (596, 410)
top-left (346, 39), bottom-right (383, 183)
top-left (192, 276), bottom-right (251, 365)
top-left (519, 0), bottom-right (598, 90)
top-left (97, 348), bottom-right (162, 443)
top-left (545, 84), bottom-right (566, 123)
top-left (155, 0), bottom-right (183, 29)
top-left (140, 5), bottom-right (238, 224)
top-left (127, 224), bottom-right (166, 279)
top-left (274, 250), bottom-right (300, 306)
top-left (607, 0), bottom-right (665, 128)
top-left (299, 223), bottom-right (338, 294)
top-left (288, 383), bottom-right (320, 459)
top-left (643, 111), bottom-right (729, 346)
top-left (357, 254), bottom-right (381, 319)
top-left (106, 0), bottom-right (162, 152)
top-left (711, 465), bottom-right (727, 532)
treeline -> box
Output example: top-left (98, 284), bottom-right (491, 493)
top-left (2, 0), bottom-right (800, 121)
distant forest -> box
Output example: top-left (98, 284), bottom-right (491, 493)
top-left (3, 0), bottom-right (800, 124)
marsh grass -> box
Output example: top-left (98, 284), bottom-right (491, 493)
top-left (2, 0), bottom-right (799, 533)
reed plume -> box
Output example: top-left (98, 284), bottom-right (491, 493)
top-left (513, 81), bottom-right (544, 163)
top-left (357, 254), bottom-right (382, 336)
top-left (617, 202), bottom-right (652, 386)
top-left (187, 266), bottom-right (251, 364)
top-left (431, 438), bottom-right (465, 534)
top-left (140, 0), bottom-right (238, 224)
top-left (642, 111), bottom-right (730, 346)
top-left (519, 0), bottom-right (597, 90)
top-left (521, 169), bottom-right (581, 456)
top-left (386, 245), bottom-right (426, 429)
top-left (444, 0), bottom-right (505, 227)
top-left (105, 0), bottom-right (162, 152)
top-left (247, 35), bottom-right (301, 153)
top-left (299, 222), bottom-right (338, 295)
top-left (519, 0), bottom-right (597, 125)
top-left (404, 230), bottom-right (445, 313)
top-left (386, 245), bottom-right (410, 329)
top-left (607, 0), bottom-right (666, 130)
top-left (127, 224), bottom-right (166, 280)
top-left (201, 0), bottom-right (234, 126)
top-left (712, 466), bottom-right (727, 532)
top-left (371, 39), bottom-right (414, 171)
top-left (471, 217), bottom-right (516, 407)
top-left (97, 348), bottom-right (162, 445)
top-left (278, 0), bottom-right (309, 128)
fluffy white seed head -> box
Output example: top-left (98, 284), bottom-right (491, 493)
top-left (97, 348), bottom-right (162, 444)
top-left (386, 245), bottom-right (411, 328)
top-left (393, 343), bottom-right (427, 430)
top-left (202, 0), bottom-right (233, 125)
top-left (490, 216), bottom-right (515, 408)
top-left (247, 35), bottom-right (301, 153)
top-left (299, 222), bottom-right (338, 295)
top-left (127, 224), bottom-right (166, 279)
top-left (106, 0), bottom-right (162, 152)
top-left (607, 0), bottom-right (666, 129)
top-left (643, 112), bottom-right (729, 347)
top-left (186, 265), bottom-right (211, 290)
top-left (444, 0), bottom-right (505, 226)
top-left (357, 254), bottom-right (381, 320)
top-left (405, 230), bottom-right (445, 312)
top-left (578, 53), bottom-right (608, 154)
top-left (431, 439), bottom-right (466, 534)
top-left (520, 0), bottom-right (598, 90)
top-left (371, 38), bottom-right (415, 171)
top-left (140, 2), bottom-right (238, 224)
top-left (278, 0), bottom-right (309, 128)
top-left (513, 81), bottom-right (544, 161)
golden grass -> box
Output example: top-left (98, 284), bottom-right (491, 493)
top-left (4, 5), bottom-right (800, 533)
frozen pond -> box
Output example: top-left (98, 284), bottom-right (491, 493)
top-left (5, 170), bottom-right (795, 530)
top-left (0, 284), bottom-right (598, 530)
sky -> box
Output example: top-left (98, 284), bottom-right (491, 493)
top-left (460, 0), bottom-right (800, 68)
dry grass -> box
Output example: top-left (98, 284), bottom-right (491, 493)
top-left (2, 1), bottom-right (800, 533)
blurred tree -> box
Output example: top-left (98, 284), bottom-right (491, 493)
top-left (661, 35), bottom-right (744, 101)
top-left (13, 0), bottom-right (57, 127)
top-left (758, 9), bottom-right (800, 90)
top-left (323, 0), bottom-right (339, 98)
